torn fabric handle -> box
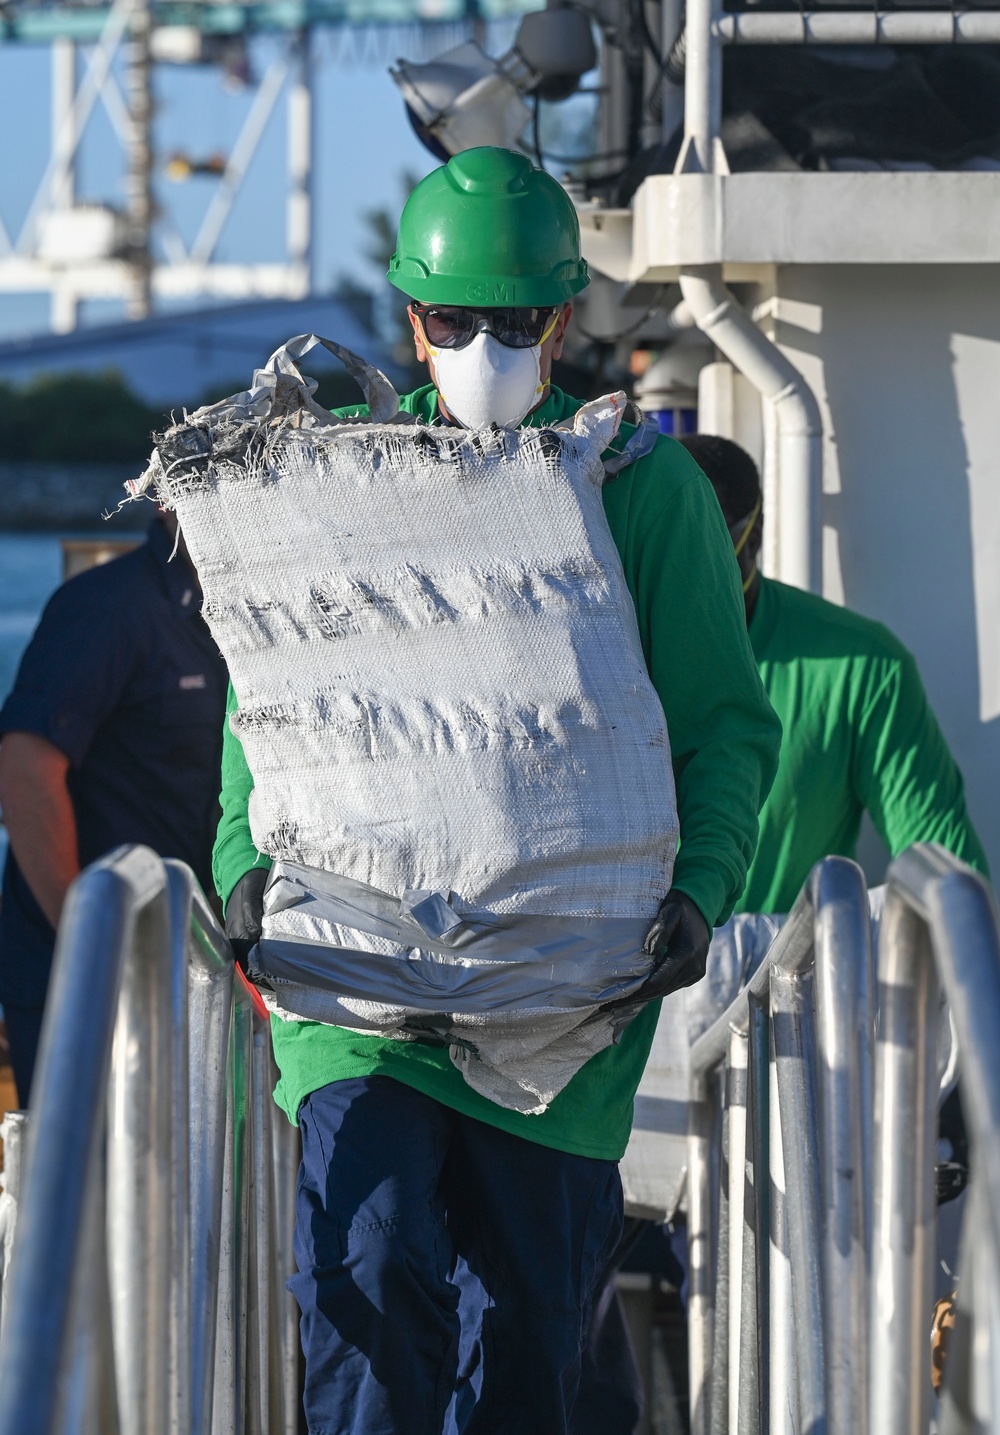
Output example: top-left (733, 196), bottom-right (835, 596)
top-left (603, 409), bottom-right (660, 476)
top-left (254, 861), bottom-right (655, 1014)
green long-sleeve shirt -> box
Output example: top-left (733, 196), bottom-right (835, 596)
top-left (213, 384), bottom-right (781, 1159)
top-left (739, 576), bottom-right (987, 915)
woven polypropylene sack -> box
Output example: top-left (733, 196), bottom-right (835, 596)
top-left (132, 336), bottom-right (679, 1110)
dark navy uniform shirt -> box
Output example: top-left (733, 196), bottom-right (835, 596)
top-left (0, 519), bottom-right (229, 1006)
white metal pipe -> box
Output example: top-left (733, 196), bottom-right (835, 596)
top-left (770, 967), bottom-right (825, 1431)
top-left (287, 28), bottom-right (314, 298)
top-left (812, 860), bottom-right (872, 1435)
top-left (868, 889), bottom-right (938, 1435)
top-left (767, 1027), bottom-right (797, 1435)
top-left (51, 40), bottom-right (76, 211)
top-left (680, 266), bottom-right (823, 592)
top-left (688, 1083), bottom-right (715, 1435)
top-left (681, 0), bottom-right (721, 171)
top-left (727, 1029), bottom-right (748, 1435)
top-left (166, 864), bottom-right (234, 1435)
top-left (106, 874), bottom-right (173, 1435)
top-left (716, 10), bottom-right (1000, 44)
top-left (190, 51), bottom-right (289, 268)
top-left (269, 1063), bottom-right (302, 1435)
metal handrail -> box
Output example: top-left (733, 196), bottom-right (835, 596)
top-left (0, 845), bottom-right (300, 1435)
top-left (687, 844), bottom-right (1000, 1435)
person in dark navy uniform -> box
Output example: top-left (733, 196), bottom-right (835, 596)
top-left (0, 514), bottom-right (229, 1104)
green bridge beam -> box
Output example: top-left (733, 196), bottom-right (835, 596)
top-left (0, 0), bottom-right (536, 44)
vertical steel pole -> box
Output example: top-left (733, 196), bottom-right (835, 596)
top-left (741, 991), bottom-right (769, 1435)
top-left (55, 1145), bottom-right (120, 1435)
top-left (0, 851), bottom-right (162, 1435)
top-left (168, 875), bottom-right (192, 1435)
top-left (771, 967), bottom-right (825, 1434)
top-left (812, 862), bottom-right (872, 1435)
top-left (712, 1072), bottom-right (730, 1435)
top-left (212, 995), bottom-right (254, 1435)
top-left (269, 1053), bottom-right (302, 1435)
top-left (768, 1011), bottom-right (798, 1435)
top-left (124, 0), bottom-right (153, 317)
top-left (106, 883), bottom-right (173, 1435)
top-left (689, 1076), bottom-right (715, 1435)
top-left (250, 1020), bottom-right (284, 1435)
top-left (679, 0), bottom-right (721, 171)
top-left (869, 890), bottom-right (938, 1435)
top-left (51, 38), bottom-right (78, 332)
top-left (287, 28), bottom-right (314, 298)
top-left (171, 869), bottom-right (235, 1435)
top-left (728, 1030), bottom-right (749, 1435)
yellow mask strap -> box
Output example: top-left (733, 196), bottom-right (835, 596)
top-left (538, 311), bottom-right (560, 347)
top-left (732, 495), bottom-right (762, 560)
top-left (742, 562), bottom-right (758, 594)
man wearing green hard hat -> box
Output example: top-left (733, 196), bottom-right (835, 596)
top-left (218, 146), bottom-right (780, 1433)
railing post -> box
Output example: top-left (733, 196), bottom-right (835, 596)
top-left (0, 1112), bottom-right (27, 1339)
top-left (250, 1017), bottom-right (284, 1435)
top-left (271, 1101), bottom-right (302, 1435)
top-left (727, 1029), bottom-right (748, 1435)
top-left (212, 989), bottom-right (255, 1435)
top-left (768, 999), bottom-right (797, 1435)
top-left (106, 875), bottom-right (174, 1435)
top-left (742, 990), bottom-right (768, 1435)
top-left (869, 887), bottom-right (938, 1435)
top-left (770, 966), bottom-right (825, 1433)
top-left (168, 867), bottom-right (235, 1435)
top-left (0, 854), bottom-right (159, 1435)
top-left (812, 861), bottom-right (872, 1435)
top-left (689, 1075), bottom-right (715, 1435)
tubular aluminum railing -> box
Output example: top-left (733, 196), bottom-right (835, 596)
top-left (0, 844), bottom-right (300, 1435)
top-left (687, 844), bottom-right (1000, 1435)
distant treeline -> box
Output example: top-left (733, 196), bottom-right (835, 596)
top-left (0, 367), bottom-right (397, 465)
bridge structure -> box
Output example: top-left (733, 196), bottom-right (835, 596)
top-left (0, 0), bottom-right (535, 330)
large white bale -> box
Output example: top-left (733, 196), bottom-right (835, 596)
top-left (134, 336), bottom-right (679, 1110)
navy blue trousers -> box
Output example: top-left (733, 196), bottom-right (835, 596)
top-left (291, 1076), bottom-right (623, 1435)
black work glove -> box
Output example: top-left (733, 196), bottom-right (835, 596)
top-left (225, 867), bottom-right (269, 972)
top-left (630, 891), bottom-right (711, 1004)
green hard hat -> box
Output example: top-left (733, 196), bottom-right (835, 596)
top-left (388, 147), bottom-right (590, 309)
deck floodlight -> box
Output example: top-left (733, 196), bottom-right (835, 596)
top-left (390, 5), bottom-right (597, 160)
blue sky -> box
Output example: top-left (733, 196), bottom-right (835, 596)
top-left (0, 23), bottom-right (526, 341)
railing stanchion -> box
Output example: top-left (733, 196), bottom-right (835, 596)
top-left (106, 880), bottom-right (173, 1435)
top-left (689, 1076), bottom-right (715, 1435)
top-left (813, 861), bottom-right (871, 1435)
top-left (771, 966), bottom-right (824, 1432)
top-left (740, 990), bottom-right (768, 1435)
top-left (271, 1094), bottom-right (302, 1435)
top-left (727, 1030), bottom-right (748, 1435)
top-left (869, 889), bottom-right (938, 1435)
top-left (767, 993), bottom-right (797, 1435)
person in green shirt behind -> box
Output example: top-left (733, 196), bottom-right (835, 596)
top-left (215, 150), bottom-right (781, 1435)
top-left (679, 432), bottom-right (987, 904)
top-left (570, 434), bottom-right (988, 1435)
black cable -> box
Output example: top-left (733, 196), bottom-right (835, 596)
top-left (664, 26), bottom-right (687, 86)
top-left (575, 288), bottom-right (665, 346)
top-left (636, 0), bottom-right (664, 62)
top-left (531, 93), bottom-right (544, 170)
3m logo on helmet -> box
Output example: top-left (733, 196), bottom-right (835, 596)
top-left (466, 282), bottom-right (514, 305)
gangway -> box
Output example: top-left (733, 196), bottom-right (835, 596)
top-left (688, 846), bottom-right (1000, 1434)
top-left (0, 842), bottom-right (997, 1431)
top-left (0, 845), bottom-right (299, 1435)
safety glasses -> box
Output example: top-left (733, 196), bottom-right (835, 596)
top-left (411, 302), bottom-right (559, 351)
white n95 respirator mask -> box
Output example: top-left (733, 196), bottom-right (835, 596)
top-left (430, 331), bottom-right (547, 431)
